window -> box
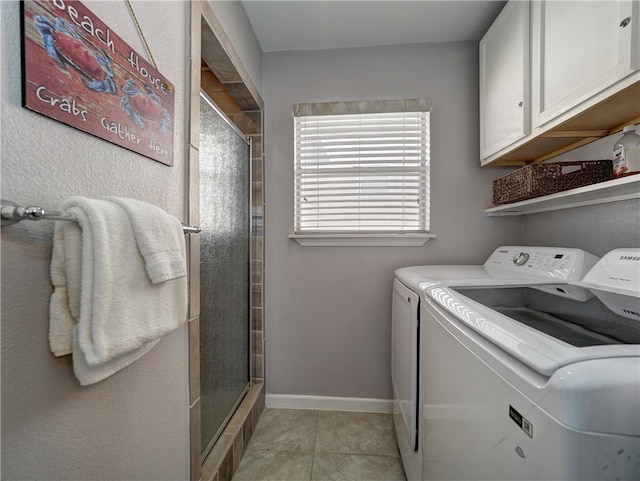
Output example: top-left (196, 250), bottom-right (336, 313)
top-left (292, 99), bottom-right (432, 245)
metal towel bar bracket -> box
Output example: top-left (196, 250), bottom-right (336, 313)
top-left (1, 199), bottom-right (201, 233)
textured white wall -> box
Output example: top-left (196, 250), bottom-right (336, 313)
top-left (263, 42), bottom-right (521, 400)
top-left (1, 1), bottom-right (190, 479)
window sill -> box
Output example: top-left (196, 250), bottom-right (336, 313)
top-left (288, 233), bottom-right (436, 247)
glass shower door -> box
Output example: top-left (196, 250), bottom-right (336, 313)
top-left (199, 91), bottom-right (251, 458)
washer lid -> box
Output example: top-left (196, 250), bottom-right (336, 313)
top-left (394, 265), bottom-right (511, 292)
top-left (425, 284), bottom-right (640, 377)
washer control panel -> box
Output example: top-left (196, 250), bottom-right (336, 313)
top-left (484, 246), bottom-right (599, 281)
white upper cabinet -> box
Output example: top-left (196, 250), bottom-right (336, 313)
top-left (480, 1), bottom-right (530, 160)
top-left (481, 0), bottom-right (640, 167)
top-left (531, 0), bottom-right (639, 129)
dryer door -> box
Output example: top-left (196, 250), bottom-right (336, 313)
top-left (392, 279), bottom-right (420, 451)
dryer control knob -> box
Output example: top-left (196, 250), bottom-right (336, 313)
top-left (513, 252), bottom-right (529, 266)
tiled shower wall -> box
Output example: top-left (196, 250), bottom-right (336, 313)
top-left (189, 3), bottom-right (266, 481)
top-left (248, 111), bottom-right (265, 385)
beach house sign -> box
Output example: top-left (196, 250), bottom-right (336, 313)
top-left (21, 0), bottom-right (175, 166)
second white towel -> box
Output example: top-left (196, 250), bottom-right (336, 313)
top-left (105, 196), bottom-right (187, 284)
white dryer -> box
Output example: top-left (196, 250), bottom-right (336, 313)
top-left (391, 246), bottom-right (600, 481)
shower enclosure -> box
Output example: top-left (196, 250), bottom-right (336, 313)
top-left (199, 91), bottom-right (252, 458)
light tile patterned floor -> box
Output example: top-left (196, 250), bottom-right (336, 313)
top-left (232, 409), bottom-right (407, 481)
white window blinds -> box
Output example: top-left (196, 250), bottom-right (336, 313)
top-left (293, 99), bottom-right (430, 234)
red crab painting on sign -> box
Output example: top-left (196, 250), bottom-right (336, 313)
top-left (21, 0), bottom-right (175, 166)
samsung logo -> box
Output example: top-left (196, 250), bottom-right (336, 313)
top-left (619, 255), bottom-right (640, 261)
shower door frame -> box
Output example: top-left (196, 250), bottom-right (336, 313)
top-left (198, 90), bottom-right (253, 459)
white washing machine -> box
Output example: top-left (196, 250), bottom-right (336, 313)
top-left (423, 248), bottom-right (640, 480)
top-left (391, 246), bottom-right (601, 481)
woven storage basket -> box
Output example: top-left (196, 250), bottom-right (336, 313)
top-left (492, 160), bottom-right (613, 205)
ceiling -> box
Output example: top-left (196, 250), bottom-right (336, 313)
top-left (241, 1), bottom-right (507, 53)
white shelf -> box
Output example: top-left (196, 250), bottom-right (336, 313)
top-left (485, 175), bottom-right (640, 216)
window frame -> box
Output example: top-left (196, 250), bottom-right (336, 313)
top-left (290, 99), bottom-right (435, 246)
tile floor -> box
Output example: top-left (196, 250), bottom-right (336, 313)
top-left (232, 408), bottom-right (407, 481)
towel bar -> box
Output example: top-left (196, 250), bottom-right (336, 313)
top-left (1, 199), bottom-right (201, 233)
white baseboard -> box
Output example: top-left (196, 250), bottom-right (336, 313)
top-left (265, 394), bottom-right (393, 413)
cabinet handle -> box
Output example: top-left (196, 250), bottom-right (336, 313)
top-left (518, 101), bottom-right (524, 107)
top-left (620, 16), bottom-right (631, 28)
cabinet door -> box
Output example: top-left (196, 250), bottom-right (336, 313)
top-left (480, 1), bottom-right (530, 162)
top-left (532, 0), bottom-right (638, 129)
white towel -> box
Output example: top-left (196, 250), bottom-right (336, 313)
top-left (49, 197), bottom-right (187, 385)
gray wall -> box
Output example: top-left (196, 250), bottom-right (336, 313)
top-left (262, 41), bottom-right (521, 400)
top-left (1, 1), bottom-right (191, 479)
top-left (522, 135), bottom-right (640, 255)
